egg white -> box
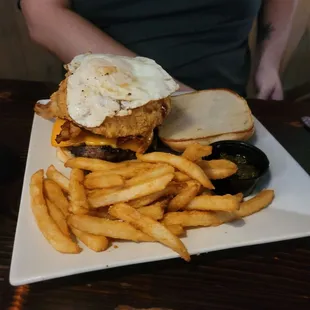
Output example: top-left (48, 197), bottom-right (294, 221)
top-left (66, 53), bottom-right (179, 128)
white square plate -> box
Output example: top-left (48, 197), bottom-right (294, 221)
top-left (10, 112), bottom-right (310, 286)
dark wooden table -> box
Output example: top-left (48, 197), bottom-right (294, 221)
top-left (0, 79), bottom-right (309, 310)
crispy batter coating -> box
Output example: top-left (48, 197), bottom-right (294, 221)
top-left (35, 77), bottom-right (171, 138)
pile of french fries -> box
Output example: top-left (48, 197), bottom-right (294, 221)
top-left (30, 143), bottom-right (275, 261)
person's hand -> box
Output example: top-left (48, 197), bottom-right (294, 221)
top-left (255, 63), bottom-right (283, 100)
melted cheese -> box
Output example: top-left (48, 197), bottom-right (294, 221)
top-left (51, 119), bottom-right (117, 148)
top-left (51, 118), bottom-right (142, 152)
top-left (119, 141), bottom-right (141, 152)
top-left (118, 140), bottom-right (142, 152)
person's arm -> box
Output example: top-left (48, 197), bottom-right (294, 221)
top-left (21, 0), bottom-right (193, 91)
top-left (254, 0), bottom-right (298, 100)
top-left (21, 0), bottom-right (136, 62)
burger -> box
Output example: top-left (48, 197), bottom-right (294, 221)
top-left (34, 53), bottom-right (179, 162)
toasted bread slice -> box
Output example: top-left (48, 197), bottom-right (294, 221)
top-left (159, 89), bottom-right (254, 152)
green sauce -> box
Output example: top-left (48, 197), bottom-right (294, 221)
top-left (219, 153), bottom-right (260, 180)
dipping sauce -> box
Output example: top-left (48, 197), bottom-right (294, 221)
top-left (209, 140), bottom-right (270, 197)
top-left (219, 152), bottom-right (260, 180)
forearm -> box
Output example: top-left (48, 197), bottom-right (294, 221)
top-left (256, 0), bottom-right (298, 69)
top-left (21, 1), bottom-right (136, 63)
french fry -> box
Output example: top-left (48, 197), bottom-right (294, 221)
top-left (137, 152), bottom-right (214, 189)
top-left (204, 190), bottom-right (275, 224)
top-left (173, 172), bottom-right (191, 182)
top-left (85, 164), bottom-right (155, 180)
top-left (163, 211), bottom-right (221, 227)
top-left (125, 165), bottom-right (174, 187)
top-left (30, 145), bottom-right (275, 259)
top-left (44, 179), bottom-right (70, 217)
top-left (122, 159), bottom-right (142, 163)
top-left (87, 207), bottom-right (116, 220)
top-left (164, 190), bottom-right (275, 227)
top-left (128, 183), bottom-right (182, 208)
top-left (211, 211), bottom-right (239, 224)
top-left (197, 159), bottom-right (238, 180)
top-left (182, 143), bottom-right (212, 162)
top-left (235, 190), bottom-right (274, 218)
top-left (85, 171), bottom-right (114, 179)
top-left (235, 193), bottom-right (244, 202)
top-left (185, 194), bottom-right (240, 212)
top-left (69, 168), bottom-right (89, 215)
top-left (46, 165), bottom-right (70, 192)
top-left (203, 190), bottom-right (274, 224)
top-left (46, 199), bottom-right (70, 237)
top-left (70, 226), bottom-right (109, 252)
top-left (65, 157), bottom-right (120, 171)
top-left (87, 187), bottom-right (119, 199)
top-left (128, 191), bottom-right (167, 208)
top-left (89, 173), bottom-right (174, 208)
top-left (30, 170), bottom-right (81, 253)
top-left (165, 224), bottom-right (185, 237)
top-left (65, 157), bottom-right (154, 172)
top-left (168, 181), bottom-right (201, 212)
top-left (202, 189), bottom-right (213, 196)
top-left (84, 174), bottom-right (124, 189)
top-left (68, 214), bottom-right (154, 242)
top-left (109, 203), bottom-right (190, 261)
top-left (147, 198), bottom-right (170, 209)
top-left (138, 203), bottom-right (165, 220)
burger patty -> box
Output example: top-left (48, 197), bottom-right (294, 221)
top-left (68, 145), bottom-right (136, 162)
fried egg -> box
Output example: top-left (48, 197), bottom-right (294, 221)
top-left (66, 53), bottom-right (179, 128)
